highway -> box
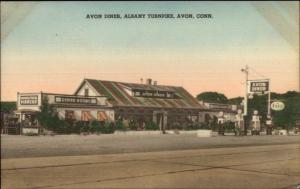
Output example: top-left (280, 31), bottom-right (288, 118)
top-left (1, 135), bottom-right (300, 189)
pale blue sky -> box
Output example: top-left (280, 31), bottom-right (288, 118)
top-left (1, 1), bottom-right (299, 101)
top-left (3, 1), bottom-right (292, 53)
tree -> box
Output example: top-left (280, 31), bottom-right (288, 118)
top-left (271, 92), bottom-right (300, 130)
top-left (37, 96), bottom-right (70, 133)
top-left (1, 102), bottom-right (16, 112)
top-left (196, 92), bottom-right (228, 103)
top-left (228, 97), bottom-right (243, 105)
top-left (242, 91), bottom-right (300, 130)
top-left (198, 91), bottom-right (300, 130)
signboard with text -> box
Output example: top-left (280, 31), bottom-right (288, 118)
top-left (248, 80), bottom-right (269, 94)
top-left (20, 96), bottom-right (38, 105)
top-left (55, 96), bottom-right (97, 104)
top-left (271, 101), bottom-right (285, 111)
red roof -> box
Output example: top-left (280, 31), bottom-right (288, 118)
top-left (82, 79), bottom-right (204, 109)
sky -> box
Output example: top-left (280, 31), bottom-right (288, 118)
top-left (1, 1), bottom-right (299, 101)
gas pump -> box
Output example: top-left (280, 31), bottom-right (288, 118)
top-left (266, 115), bottom-right (273, 135)
top-left (218, 111), bottom-right (225, 136)
top-left (251, 110), bottom-right (261, 135)
top-left (235, 109), bottom-right (244, 136)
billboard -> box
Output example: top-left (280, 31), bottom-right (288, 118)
top-left (20, 95), bottom-right (38, 105)
top-left (248, 80), bottom-right (269, 94)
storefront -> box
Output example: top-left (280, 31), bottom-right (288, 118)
top-left (16, 78), bottom-right (205, 133)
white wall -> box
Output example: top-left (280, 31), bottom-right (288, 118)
top-left (76, 81), bottom-right (99, 96)
top-left (17, 92), bottom-right (42, 111)
top-left (56, 107), bottom-right (114, 121)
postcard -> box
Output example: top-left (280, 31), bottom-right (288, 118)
top-left (1, 1), bottom-right (299, 189)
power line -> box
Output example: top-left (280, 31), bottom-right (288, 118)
top-left (249, 67), bottom-right (268, 79)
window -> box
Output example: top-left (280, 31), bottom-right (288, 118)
top-left (81, 111), bottom-right (92, 121)
top-left (166, 92), bottom-right (174, 98)
top-left (97, 111), bottom-right (108, 121)
top-left (134, 91), bottom-right (141, 96)
top-left (65, 110), bottom-right (75, 120)
top-left (84, 88), bottom-right (89, 96)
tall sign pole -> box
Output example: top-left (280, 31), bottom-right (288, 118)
top-left (241, 65), bottom-right (249, 116)
top-left (241, 65), bottom-right (249, 135)
top-left (267, 79), bottom-right (271, 116)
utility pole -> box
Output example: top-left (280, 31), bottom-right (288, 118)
top-left (241, 65), bottom-right (249, 135)
top-left (267, 79), bottom-right (271, 116)
top-left (241, 65), bottom-right (249, 116)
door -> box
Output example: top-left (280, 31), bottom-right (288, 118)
top-left (156, 113), bottom-right (165, 131)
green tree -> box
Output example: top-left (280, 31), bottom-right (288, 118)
top-left (1, 102), bottom-right (16, 112)
top-left (145, 122), bottom-right (159, 130)
top-left (244, 91), bottom-right (300, 130)
top-left (272, 92), bottom-right (300, 130)
top-left (37, 96), bottom-right (71, 134)
top-left (228, 97), bottom-right (243, 105)
top-left (196, 92), bottom-right (228, 103)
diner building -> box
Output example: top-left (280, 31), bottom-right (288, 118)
top-left (16, 78), bottom-right (205, 132)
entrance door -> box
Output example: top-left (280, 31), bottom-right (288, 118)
top-left (156, 113), bottom-right (165, 131)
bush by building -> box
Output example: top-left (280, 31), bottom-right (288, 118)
top-left (145, 122), bottom-right (159, 130)
top-left (115, 120), bottom-right (126, 131)
top-left (129, 120), bottom-right (138, 130)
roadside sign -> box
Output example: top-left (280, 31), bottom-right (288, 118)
top-left (271, 101), bottom-right (285, 111)
top-left (248, 80), bottom-right (269, 94)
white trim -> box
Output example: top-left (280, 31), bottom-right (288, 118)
top-left (74, 79), bottom-right (100, 97)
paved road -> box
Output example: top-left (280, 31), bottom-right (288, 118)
top-left (1, 134), bottom-right (300, 158)
top-left (2, 143), bottom-right (300, 189)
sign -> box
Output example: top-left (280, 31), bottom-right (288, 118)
top-left (55, 96), bottom-right (97, 104)
top-left (22, 128), bottom-right (39, 134)
top-left (248, 80), bottom-right (269, 94)
top-left (20, 96), bottom-right (38, 105)
top-left (271, 101), bottom-right (285, 111)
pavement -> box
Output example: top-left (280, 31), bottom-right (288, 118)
top-left (1, 136), bottom-right (300, 189)
top-left (1, 143), bottom-right (300, 189)
top-left (1, 134), bottom-right (300, 159)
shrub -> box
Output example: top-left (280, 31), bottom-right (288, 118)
top-left (115, 120), bottom-right (125, 131)
top-left (24, 132), bottom-right (39, 136)
top-left (37, 97), bottom-right (72, 134)
top-left (90, 120), bottom-right (102, 133)
top-left (145, 122), bottom-right (159, 130)
top-left (73, 121), bottom-right (86, 134)
top-left (183, 122), bottom-right (192, 130)
top-left (224, 121), bottom-right (235, 132)
top-left (129, 120), bottom-right (138, 130)
top-left (210, 122), bottom-right (218, 132)
top-left (57, 119), bottom-right (71, 134)
top-left (171, 122), bottom-right (183, 130)
top-left (199, 122), bottom-right (210, 130)
top-left (101, 121), bottom-right (115, 134)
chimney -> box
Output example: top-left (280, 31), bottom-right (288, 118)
top-left (146, 78), bottom-right (152, 85)
top-left (153, 81), bottom-right (157, 85)
top-left (140, 78), bottom-right (143, 84)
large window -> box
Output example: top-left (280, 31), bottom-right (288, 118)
top-left (97, 111), bottom-right (108, 121)
top-left (81, 111), bottom-right (93, 121)
top-left (65, 110), bottom-right (75, 120)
